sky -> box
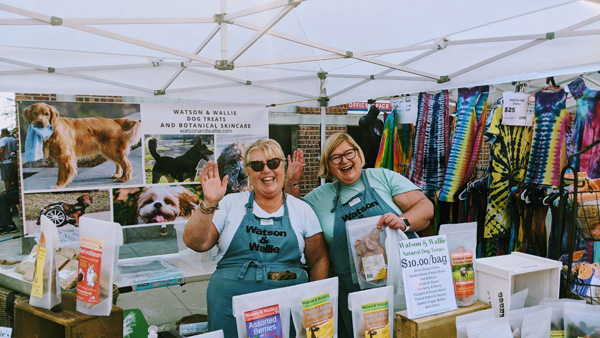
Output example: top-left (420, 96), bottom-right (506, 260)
top-left (0, 92), bottom-right (16, 130)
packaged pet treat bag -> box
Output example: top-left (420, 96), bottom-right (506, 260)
top-left (520, 306), bottom-right (552, 338)
top-left (290, 277), bottom-right (338, 338)
top-left (383, 226), bottom-right (409, 312)
top-left (187, 330), bottom-right (224, 338)
top-left (346, 216), bottom-right (388, 289)
top-left (348, 285), bottom-right (394, 338)
top-left (438, 222), bottom-right (477, 306)
top-left (29, 215), bottom-right (61, 310)
top-left (232, 288), bottom-right (291, 338)
top-left (563, 302), bottom-right (600, 338)
top-left (76, 218), bottom-right (121, 316)
top-left (455, 308), bottom-right (494, 338)
top-left (539, 297), bottom-right (586, 337)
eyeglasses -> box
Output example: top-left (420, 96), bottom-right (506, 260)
top-left (328, 148), bottom-right (358, 164)
top-left (247, 158), bottom-right (284, 172)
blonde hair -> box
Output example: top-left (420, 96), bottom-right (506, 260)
top-left (243, 138), bottom-right (286, 177)
top-left (318, 132), bottom-right (365, 179)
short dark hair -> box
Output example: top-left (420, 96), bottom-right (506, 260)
top-left (1, 129), bottom-right (8, 135)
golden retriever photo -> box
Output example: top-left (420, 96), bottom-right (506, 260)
top-left (18, 101), bottom-right (143, 190)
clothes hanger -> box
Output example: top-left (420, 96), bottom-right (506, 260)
top-left (541, 77), bottom-right (561, 91)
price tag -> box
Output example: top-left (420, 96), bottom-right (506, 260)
top-left (501, 92), bottom-right (529, 126)
top-left (393, 96), bottom-right (419, 124)
top-left (399, 235), bottom-right (457, 319)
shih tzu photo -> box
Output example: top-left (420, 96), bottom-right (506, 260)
top-left (136, 185), bottom-right (199, 224)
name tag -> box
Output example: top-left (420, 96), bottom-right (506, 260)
top-left (349, 197), bottom-right (361, 207)
top-left (260, 219), bottom-right (274, 226)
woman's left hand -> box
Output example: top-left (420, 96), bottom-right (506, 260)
top-left (377, 212), bottom-right (407, 231)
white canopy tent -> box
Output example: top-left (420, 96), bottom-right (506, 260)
top-left (1, 0), bottom-right (600, 107)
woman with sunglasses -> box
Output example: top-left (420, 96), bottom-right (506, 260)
top-left (183, 139), bottom-right (329, 337)
top-left (298, 132), bottom-right (433, 337)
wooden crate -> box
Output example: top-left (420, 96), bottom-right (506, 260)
top-left (0, 286), bottom-right (28, 328)
top-left (395, 301), bottom-right (490, 338)
top-left (14, 292), bottom-right (123, 338)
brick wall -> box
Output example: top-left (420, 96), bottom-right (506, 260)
top-left (296, 105), bottom-right (348, 196)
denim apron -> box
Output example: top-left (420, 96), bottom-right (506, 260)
top-left (207, 191), bottom-right (307, 337)
top-left (330, 173), bottom-right (413, 337)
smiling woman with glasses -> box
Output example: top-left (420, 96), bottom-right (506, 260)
top-left (183, 138), bottom-right (329, 337)
top-left (287, 132), bottom-right (434, 337)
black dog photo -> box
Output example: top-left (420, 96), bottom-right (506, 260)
top-left (144, 134), bottom-right (215, 184)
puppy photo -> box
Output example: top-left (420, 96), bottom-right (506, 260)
top-left (19, 101), bottom-right (142, 189)
top-left (145, 135), bottom-right (214, 184)
top-left (23, 190), bottom-right (111, 234)
top-left (113, 184), bottom-right (202, 226)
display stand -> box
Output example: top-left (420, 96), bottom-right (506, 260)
top-left (395, 301), bottom-right (490, 338)
top-left (557, 138), bottom-right (600, 300)
top-left (13, 292), bottom-right (123, 338)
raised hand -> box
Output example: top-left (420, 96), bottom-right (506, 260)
top-left (287, 148), bottom-right (305, 184)
top-left (198, 161), bottom-right (228, 206)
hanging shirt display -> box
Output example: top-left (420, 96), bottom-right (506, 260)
top-left (408, 91), bottom-right (449, 199)
top-left (439, 86), bottom-right (489, 202)
top-left (484, 106), bottom-right (532, 239)
top-left (525, 89), bottom-right (571, 186)
top-left (567, 78), bottom-right (600, 178)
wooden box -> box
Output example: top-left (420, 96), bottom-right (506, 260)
top-left (14, 292), bottom-right (123, 338)
top-left (0, 286), bottom-right (28, 328)
top-left (395, 301), bottom-right (491, 338)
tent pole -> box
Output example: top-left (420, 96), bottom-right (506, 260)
top-left (318, 71), bottom-right (328, 186)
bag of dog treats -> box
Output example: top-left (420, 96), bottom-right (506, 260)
top-left (521, 306), bottom-right (552, 338)
top-left (563, 302), bottom-right (600, 338)
top-left (76, 218), bottom-right (121, 316)
top-left (346, 216), bottom-right (388, 289)
top-left (383, 226), bottom-right (409, 312)
top-left (455, 308), bottom-right (494, 338)
top-left (290, 277), bottom-right (338, 338)
top-left (509, 288), bottom-right (528, 311)
top-left (232, 288), bottom-right (292, 338)
top-left (348, 285), bottom-right (394, 338)
top-left (465, 317), bottom-right (512, 338)
top-left (438, 222), bottom-right (477, 307)
top-left (507, 305), bottom-right (546, 338)
top-left (187, 330), bottom-right (224, 338)
top-left (539, 297), bottom-right (585, 337)
top-left (29, 215), bottom-right (61, 310)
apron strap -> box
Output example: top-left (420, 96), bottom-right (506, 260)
top-left (237, 260), bottom-right (265, 281)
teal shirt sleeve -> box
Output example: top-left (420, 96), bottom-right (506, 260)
top-left (303, 184), bottom-right (336, 246)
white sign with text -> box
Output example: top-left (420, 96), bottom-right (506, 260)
top-left (399, 235), bottom-right (457, 319)
top-left (141, 103), bottom-right (268, 135)
top-left (501, 92), bottom-right (531, 126)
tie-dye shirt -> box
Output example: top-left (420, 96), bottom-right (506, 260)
top-left (567, 78), bottom-right (600, 178)
top-left (525, 89), bottom-right (571, 186)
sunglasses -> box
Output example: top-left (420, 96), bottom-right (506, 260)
top-left (247, 158), bottom-right (284, 172)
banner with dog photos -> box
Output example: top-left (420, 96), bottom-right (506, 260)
top-left (16, 100), bottom-right (268, 235)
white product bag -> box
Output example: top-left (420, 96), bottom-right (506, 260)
top-left (290, 277), bottom-right (338, 338)
top-left (232, 287), bottom-right (292, 338)
top-left (345, 216), bottom-right (388, 289)
top-left (76, 218), bottom-right (120, 316)
top-left (29, 215), bottom-right (61, 310)
top-left (348, 285), bottom-right (394, 338)
top-left (383, 226), bottom-right (409, 312)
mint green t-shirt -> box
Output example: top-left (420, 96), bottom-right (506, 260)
top-left (303, 168), bottom-right (419, 246)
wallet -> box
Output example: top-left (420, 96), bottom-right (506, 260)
top-left (267, 271), bottom-right (297, 281)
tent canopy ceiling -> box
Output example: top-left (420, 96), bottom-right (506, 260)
top-left (1, 0), bottom-right (600, 107)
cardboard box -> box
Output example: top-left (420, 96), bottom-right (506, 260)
top-left (476, 252), bottom-right (561, 317)
top-left (395, 301), bottom-right (490, 338)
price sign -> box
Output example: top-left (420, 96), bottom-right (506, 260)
top-left (399, 235), bottom-right (457, 319)
top-left (392, 96), bottom-right (419, 124)
top-left (501, 92), bottom-right (529, 126)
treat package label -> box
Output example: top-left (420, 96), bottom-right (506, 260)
top-left (31, 232), bottom-right (47, 298)
top-left (244, 304), bottom-right (283, 338)
top-left (362, 301), bottom-right (390, 338)
top-left (450, 251), bottom-right (475, 298)
top-left (362, 254), bottom-right (387, 282)
top-left (77, 235), bottom-right (103, 304)
top-left (302, 293), bottom-right (334, 338)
